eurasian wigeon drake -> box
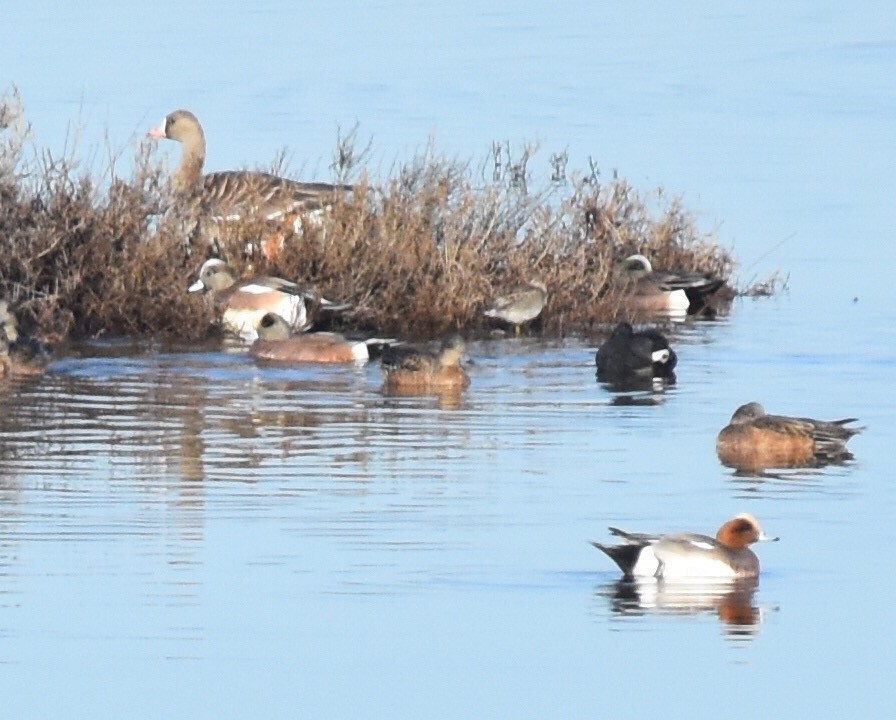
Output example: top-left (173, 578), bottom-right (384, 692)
top-left (250, 312), bottom-right (371, 363)
top-left (617, 254), bottom-right (724, 317)
top-left (595, 321), bottom-right (677, 386)
top-left (381, 336), bottom-right (470, 392)
top-left (592, 513), bottom-right (777, 582)
top-left (188, 258), bottom-right (349, 342)
top-left (483, 279), bottom-right (548, 334)
top-left (716, 402), bottom-right (864, 471)
top-left (148, 109), bottom-right (352, 246)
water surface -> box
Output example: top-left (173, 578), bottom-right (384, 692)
top-left (1, 2), bottom-right (894, 718)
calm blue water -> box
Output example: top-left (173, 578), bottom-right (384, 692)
top-left (1, 3), bottom-right (895, 718)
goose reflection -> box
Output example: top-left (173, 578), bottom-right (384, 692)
top-left (600, 577), bottom-right (768, 639)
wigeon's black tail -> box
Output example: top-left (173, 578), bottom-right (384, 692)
top-left (590, 540), bottom-right (641, 580)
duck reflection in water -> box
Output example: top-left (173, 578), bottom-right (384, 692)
top-left (600, 577), bottom-right (768, 639)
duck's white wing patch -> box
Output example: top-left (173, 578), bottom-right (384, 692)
top-left (687, 540), bottom-right (715, 551)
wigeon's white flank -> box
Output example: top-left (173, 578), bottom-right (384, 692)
top-left (592, 513), bottom-right (778, 582)
top-left (187, 258), bottom-right (349, 342)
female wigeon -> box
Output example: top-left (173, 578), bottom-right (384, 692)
top-left (0, 301), bottom-right (47, 379)
top-left (617, 254), bottom-right (723, 317)
top-left (595, 321), bottom-right (677, 385)
top-left (188, 258), bottom-right (348, 342)
top-left (1, 339), bottom-right (42, 378)
top-left (250, 312), bottom-right (370, 363)
top-left (381, 336), bottom-right (470, 392)
top-left (592, 513), bottom-right (777, 582)
top-left (148, 109), bottom-right (352, 222)
top-left (483, 279), bottom-right (548, 334)
top-left (716, 401), bottom-right (864, 470)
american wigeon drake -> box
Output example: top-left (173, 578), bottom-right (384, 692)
top-left (592, 514), bottom-right (777, 582)
top-left (250, 312), bottom-right (371, 363)
top-left (595, 321), bottom-right (677, 385)
top-left (381, 336), bottom-right (470, 392)
top-left (483, 279), bottom-right (548, 334)
top-left (617, 254), bottom-right (724, 317)
top-left (716, 402), bottom-right (864, 470)
top-left (148, 109), bottom-right (352, 243)
top-left (188, 258), bottom-right (349, 342)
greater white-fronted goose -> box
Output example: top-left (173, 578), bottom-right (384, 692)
top-left (148, 109), bottom-right (352, 231)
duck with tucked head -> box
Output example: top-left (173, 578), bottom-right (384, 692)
top-left (188, 258), bottom-right (350, 342)
top-left (592, 513), bottom-right (778, 582)
top-left (595, 321), bottom-right (677, 386)
top-left (716, 401), bottom-right (864, 471)
top-left (250, 312), bottom-right (373, 363)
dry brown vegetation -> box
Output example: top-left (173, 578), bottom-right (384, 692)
top-left (1, 88), bottom-right (740, 342)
